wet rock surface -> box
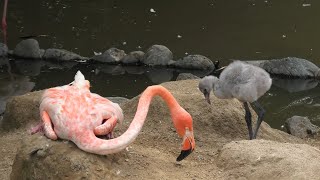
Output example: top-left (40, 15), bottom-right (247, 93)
top-left (13, 39), bottom-right (44, 59)
top-left (245, 57), bottom-right (320, 79)
top-left (121, 51), bottom-right (144, 65)
top-left (142, 45), bottom-right (173, 66)
top-left (43, 48), bottom-right (87, 61)
top-left (171, 55), bottom-right (214, 70)
top-left (91, 48), bottom-right (126, 64)
top-left (285, 116), bottom-right (319, 138)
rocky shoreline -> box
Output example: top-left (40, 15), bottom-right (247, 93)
top-left (1, 39), bottom-right (320, 79)
top-left (0, 39), bottom-right (217, 71)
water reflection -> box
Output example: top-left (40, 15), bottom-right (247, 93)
top-left (13, 59), bottom-right (45, 76)
top-left (260, 79), bottom-right (320, 129)
top-left (145, 69), bottom-right (174, 84)
top-left (272, 78), bottom-right (319, 93)
top-left (0, 72), bottom-right (35, 115)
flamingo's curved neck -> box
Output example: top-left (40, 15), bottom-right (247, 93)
top-left (86, 85), bottom-right (182, 155)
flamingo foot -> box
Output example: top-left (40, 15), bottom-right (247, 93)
top-left (30, 123), bottom-right (44, 135)
top-left (96, 132), bottom-right (114, 140)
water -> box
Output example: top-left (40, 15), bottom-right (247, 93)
top-left (1, 0), bottom-right (320, 129)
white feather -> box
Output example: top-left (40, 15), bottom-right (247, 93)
top-left (74, 71), bottom-right (86, 87)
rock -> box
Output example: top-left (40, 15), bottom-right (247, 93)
top-left (176, 73), bottom-right (200, 81)
top-left (1, 91), bottom-right (42, 131)
top-left (106, 97), bottom-right (129, 105)
top-left (10, 135), bottom-right (120, 179)
top-left (0, 43), bottom-right (8, 57)
top-left (245, 57), bottom-right (320, 79)
top-left (91, 48), bottom-right (126, 64)
top-left (217, 140), bottom-right (320, 179)
top-left (43, 48), bottom-right (87, 61)
top-left (121, 51), bottom-right (144, 65)
top-left (171, 55), bottom-right (214, 70)
top-left (142, 45), bottom-right (173, 66)
top-left (285, 116), bottom-right (319, 138)
top-left (13, 39), bottom-right (43, 59)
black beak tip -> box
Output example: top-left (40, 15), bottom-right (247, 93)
top-left (176, 148), bottom-right (193, 162)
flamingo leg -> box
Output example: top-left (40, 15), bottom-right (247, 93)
top-left (243, 102), bottom-right (253, 140)
top-left (251, 101), bottom-right (266, 139)
top-left (2, 0), bottom-right (8, 44)
top-left (41, 110), bottom-right (58, 140)
top-left (94, 115), bottom-right (118, 138)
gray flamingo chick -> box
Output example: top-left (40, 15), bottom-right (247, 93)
top-left (198, 61), bottom-right (272, 139)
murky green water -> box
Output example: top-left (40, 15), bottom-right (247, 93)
top-left (1, 0), bottom-right (320, 129)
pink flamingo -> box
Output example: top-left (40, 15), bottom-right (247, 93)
top-left (34, 71), bottom-right (195, 161)
top-left (2, 0), bottom-right (8, 44)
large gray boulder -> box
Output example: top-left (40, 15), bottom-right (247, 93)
top-left (245, 57), bottom-right (320, 79)
top-left (43, 48), bottom-right (87, 61)
top-left (91, 48), bottom-right (126, 64)
top-left (13, 39), bottom-right (44, 59)
top-left (0, 43), bottom-right (8, 57)
top-left (142, 45), bottom-right (173, 66)
top-left (285, 116), bottom-right (319, 138)
top-left (171, 55), bottom-right (214, 70)
top-left (121, 51), bottom-right (144, 65)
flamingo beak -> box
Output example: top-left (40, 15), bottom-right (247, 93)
top-left (176, 142), bottom-right (193, 161)
top-left (176, 129), bottom-right (195, 161)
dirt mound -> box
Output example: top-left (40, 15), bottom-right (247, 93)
top-left (217, 140), bottom-right (320, 180)
top-left (1, 79), bottom-right (319, 179)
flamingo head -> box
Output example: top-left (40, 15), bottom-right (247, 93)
top-left (172, 107), bottom-right (195, 161)
top-left (73, 71), bottom-right (90, 90)
top-left (198, 76), bottom-right (218, 104)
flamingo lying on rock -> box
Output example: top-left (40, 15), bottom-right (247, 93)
top-left (33, 71), bottom-right (195, 161)
top-left (198, 61), bottom-right (272, 139)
